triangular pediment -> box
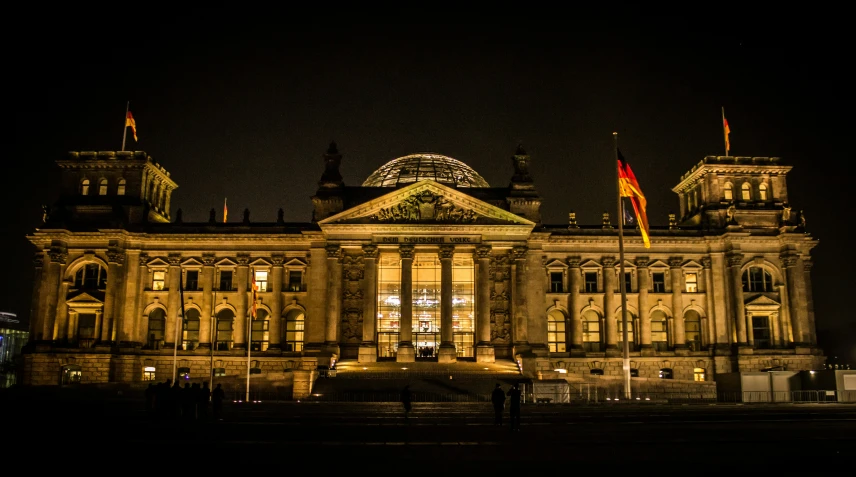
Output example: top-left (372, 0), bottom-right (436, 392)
top-left (215, 258), bottom-right (237, 268)
top-left (746, 295), bottom-right (781, 307)
top-left (545, 259), bottom-right (568, 269)
top-left (682, 260), bottom-right (703, 269)
top-left (648, 259), bottom-right (670, 269)
top-left (250, 258), bottom-right (272, 267)
top-left (181, 257), bottom-right (204, 267)
top-left (284, 258), bottom-right (308, 268)
top-left (66, 292), bottom-right (102, 304)
top-left (146, 257), bottom-right (170, 268)
top-left (580, 259), bottom-right (601, 270)
top-left (318, 180), bottom-right (536, 227)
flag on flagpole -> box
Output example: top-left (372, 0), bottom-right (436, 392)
top-left (223, 198), bottom-right (228, 223)
top-left (125, 111), bottom-right (138, 142)
top-left (723, 116), bottom-right (731, 154)
top-left (617, 148), bottom-right (650, 248)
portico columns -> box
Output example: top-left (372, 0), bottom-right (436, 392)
top-left (234, 255), bottom-right (250, 349)
top-left (637, 257), bottom-right (654, 356)
top-left (324, 245), bottom-right (343, 356)
top-left (475, 245), bottom-right (495, 363)
top-left (268, 254), bottom-right (284, 349)
top-left (511, 246), bottom-right (530, 353)
top-left (198, 254), bottom-right (215, 349)
top-left (438, 244), bottom-right (456, 363)
top-left (568, 256), bottom-right (584, 355)
top-left (602, 256), bottom-right (618, 355)
top-left (727, 253), bottom-right (748, 347)
top-left (670, 256), bottom-right (687, 351)
top-left (397, 245), bottom-right (415, 362)
top-left (164, 254), bottom-right (181, 349)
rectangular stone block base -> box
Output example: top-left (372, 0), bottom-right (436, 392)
top-left (358, 345), bottom-right (378, 363)
top-left (396, 344), bottom-right (416, 363)
top-left (476, 345), bottom-right (496, 363)
top-left (437, 344), bottom-right (457, 363)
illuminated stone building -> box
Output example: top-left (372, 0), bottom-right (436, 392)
top-left (22, 143), bottom-right (826, 397)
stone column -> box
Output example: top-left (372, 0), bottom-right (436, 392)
top-left (101, 250), bottom-right (124, 343)
top-left (670, 256), bottom-right (687, 351)
top-left (782, 253), bottom-right (808, 347)
top-left (324, 245), bottom-right (342, 354)
top-left (475, 244), bottom-right (495, 362)
top-left (132, 253), bottom-right (149, 344)
top-left (199, 254), bottom-right (215, 349)
top-left (727, 253), bottom-right (748, 347)
top-left (397, 245), bottom-right (415, 362)
top-left (360, 245), bottom-right (379, 362)
top-left (602, 256), bottom-right (618, 354)
top-left (511, 245), bottom-right (529, 350)
top-left (568, 256), bottom-right (584, 355)
top-left (29, 253), bottom-right (45, 338)
top-left (55, 279), bottom-right (71, 342)
top-left (701, 257), bottom-right (716, 349)
top-left (636, 257), bottom-right (653, 355)
top-left (40, 249), bottom-right (65, 342)
top-left (164, 254), bottom-right (182, 349)
top-left (268, 254), bottom-right (284, 349)
top-left (803, 261), bottom-right (817, 346)
top-left (438, 244), bottom-right (456, 363)
top-left (120, 251), bottom-right (142, 346)
top-left (234, 254), bottom-right (249, 349)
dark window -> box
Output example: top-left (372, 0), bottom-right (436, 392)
top-left (288, 270), bottom-right (303, 292)
top-left (590, 368), bottom-right (604, 375)
top-left (78, 313), bottom-right (96, 348)
top-left (753, 316), bottom-right (771, 349)
top-left (185, 270), bottom-right (199, 291)
top-left (177, 367), bottom-right (191, 381)
top-left (213, 368), bottom-right (226, 377)
top-left (147, 309), bottom-right (165, 349)
top-left (219, 270), bottom-right (233, 291)
top-left (550, 272), bottom-right (563, 293)
top-left (630, 368), bottom-right (639, 377)
top-left (685, 314), bottom-right (702, 351)
top-left (742, 267), bottom-right (774, 292)
top-left (584, 272), bottom-right (598, 293)
top-left (75, 263), bottom-right (107, 290)
top-left (652, 272), bottom-right (666, 293)
top-left (623, 272), bottom-right (632, 293)
top-left (659, 368), bottom-right (673, 379)
top-left (216, 311), bottom-right (234, 351)
top-left (182, 308), bottom-right (200, 350)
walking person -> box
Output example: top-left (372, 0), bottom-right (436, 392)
top-left (491, 383), bottom-right (506, 426)
top-left (507, 383), bottom-right (521, 431)
top-left (400, 384), bottom-right (413, 421)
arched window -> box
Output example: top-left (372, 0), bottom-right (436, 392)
top-left (684, 310), bottom-right (702, 351)
top-left (617, 310), bottom-right (636, 351)
top-left (284, 308), bottom-right (304, 352)
top-left (547, 310), bottom-right (567, 353)
top-left (651, 310), bottom-right (669, 351)
top-left (758, 183), bottom-right (768, 201)
top-left (723, 182), bottom-right (733, 201)
top-left (251, 309), bottom-right (270, 351)
top-left (98, 178), bottom-right (108, 195)
top-left (582, 310), bottom-right (602, 352)
top-left (215, 309), bottom-right (235, 351)
top-left (147, 308), bottom-right (166, 350)
top-left (590, 368), bottom-right (604, 375)
top-left (742, 266), bottom-right (774, 292)
top-left (741, 182), bottom-right (751, 200)
top-left (80, 179), bottom-right (90, 195)
top-left (182, 308), bottom-right (200, 350)
top-left (74, 263), bottom-right (107, 290)
top-left (117, 178), bottom-right (126, 196)
top-left (693, 367), bottom-right (706, 382)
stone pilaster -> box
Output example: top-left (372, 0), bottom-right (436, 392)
top-left (475, 244), bottom-right (495, 362)
top-left (40, 248), bottom-right (66, 342)
top-left (234, 254), bottom-right (249, 350)
top-left (511, 245), bottom-right (530, 353)
top-left (269, 254), bottom-right (284, 349)
top-left (323, 246), bottom-right (342, 356)
top-left (29, 253), bottom-right (44, 338)
top-left (360, 245), bottom-right (379, 362)
top-left (782, 252), bottom-right (809, 348)
top-left (102, 250), bottom-right (124, 343)
top-left (670, 256), bottom-right (687, 352)
top-left (567, 256), bottom-right (584, 356)
top-left (120, 251), bottom-right (142, 346)
top-left (397, 245), bottom-right (415, 362)
top-left (602, 256), bottom-right (618, 355)
top-left (164, 254), bottom-right (182, 349)
top-left (727, 253), bottom-right (748, 348)
top-left (636, 257), bottom-right (653, 355)
top-left (199, 254), bottom-right (215, 349)
top-left (438, 244), bottom-right (456, 363)
top-left (803, 260), bottom-right (817, 346)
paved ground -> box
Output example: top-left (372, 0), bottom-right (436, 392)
top-left (4, 387), bottom-right (854, 468)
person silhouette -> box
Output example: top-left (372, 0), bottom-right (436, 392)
top-left (400, 384), bottom-right (412, 420)
top-left (491, 383), bottom-right (506, 426)
top-left (212, 383), bottom-right (225, 421)
top-left (507, 383), bottom-right (522, 431)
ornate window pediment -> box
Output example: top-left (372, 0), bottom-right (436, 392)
top-left (250, 258), bottom-right (272, 267)
top-left (647, 259), bottom-right (670, 270)
top-left (145, 257), bottom-right (170, 269)
top-left (579, 259), bottom-right (602, 270)
top-left (545, 259), bottom-right (568, 270)
top-left (215, 258), bottom-right (237, 268)
top-left (284, 258), bottom-right (308, 268)
top-left (180, 257), bottom-right (204, 268)
top-left (681, 259), bottom-right (703, 270)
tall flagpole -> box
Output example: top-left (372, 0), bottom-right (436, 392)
top-left (721, 107), bottom-right (728, 156)
top-left (614, 132), bottom-right (632, 400)
top-left (121, 101), bottom-right (130, 152)
top-left (173, 269), bottom-right (186, 383)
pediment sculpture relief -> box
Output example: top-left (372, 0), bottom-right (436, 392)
top-left (371, 190), bottom-right (477, 223)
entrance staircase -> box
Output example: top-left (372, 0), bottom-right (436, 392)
top-left (307, 359), bottom-right (525, 402)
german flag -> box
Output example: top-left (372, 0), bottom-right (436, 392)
top-left (617, 148), bottom-right (650, 248)
top-left (125, 111), bottom-right (138, 141)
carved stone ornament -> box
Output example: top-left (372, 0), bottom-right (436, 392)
top-left (371, 190), bottom-right (477, 223)
top-left (107, 251), bottom-right (125, 265)
top-left (701, 257), bottom-right (711, 269)
top-left (727, 254), bottom-right (744, 267)
top-left (362, 244), bottom-right (379, 259)
top-left (343, 255), bottom-right (365, 281)
top-left (669, 256), bottom-right (683, 268)
top-left (139, 253), bottom-right (149, 266)
top-left (236, 254), bottom-right (250, 267)
top-left (601, 256), bottom-right (616, 268)
top-left (475, 244), bottom-right (492, 260)
top-left (439, 245), bottom-right (455, 260)
top-left (341, 310), bottom-right (362, 341)
top-left (399, 244), bottom-right (415, 259)
top-left (203, 253), bottom-right (216, 267)
top-left (567, 256), bottom-right (581, 268)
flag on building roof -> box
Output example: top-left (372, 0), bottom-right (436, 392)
top-left (125, 111), bottom-right (138, 142)
top-left (617, 148), bottom-right (650, 248)
top-left (723, 116), bottom-right (731, 154)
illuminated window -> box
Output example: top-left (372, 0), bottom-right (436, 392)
top-left (61, 365), bottom-right (82, 385)
top-left (742, 266), bottom-right (774, 292)
top-left (117, 178), bottom-right (126, 196)
top-left (547, 310), bottom-right (567, 353)
top-left (284, 309), bottom-right (304, 352)
top-left (584, 272), bottom-right (598, 293)
top-left (182, 308), bottom-right (200, 350)
top-left (377, 253), bottom-right (402, 358)
top-left (723, 182), bottom-right (733, 201)
top-left (185, 270), bottom-right (199, 291)
top-left (80, 179), bottom-right (90, 195)
top-left (142, 366), bottom-right (156, 381)
top-left (651, 311), bottom-right (669, 351)
top-left (659, 368), bottom-right (673, 379)
top-left (694, 367), bottom-right (706, 382)
top-left (147, 308), bottom-right (165, 349)
top-left (218, 270), bottom-right (233, 291)
top-left (177, 367), bottom-right (191, 381)
top-left (287, 270), bottom-right (303, 292)
top-left (758, 183), bottom-right (768, 200)
top-left (214, 368), bottom-right (226, 377)
top-left (152, 270), bottom-right (166, 290)
top-left (617, 311), bottom-right (636, 352)
top-left (685, 311), bottom-right (702, 351)
top-left (254, 270), bottom-right (269, 292)
top-left (215, 309), bottom-right (234, 351)
top-left (741, 182), bottom-right (751, 200)
top-left (99, 178), bottom-right (108, 195)
top-left (685, 272), bottom-right (698, 293)
top-left (753, 316), bottom-right (771, 349)
top-left (582, 310), bottom-right (602, 352)
top-left (652, 272), bottom-right (666, 293)
top-left (251, 309), bottom-right (269, 352)
top-left (550, 272), bottom-right (563, 293)
top-left (451, 253), bottom-right (475, 358)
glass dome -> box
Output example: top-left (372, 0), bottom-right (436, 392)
top-left (362, 153), bottom-right (490, 188)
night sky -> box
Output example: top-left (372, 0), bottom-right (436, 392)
top-left (8, 15), bottom-right (853, 362)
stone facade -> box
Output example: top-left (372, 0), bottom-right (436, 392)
top-left (21, 146), bottom-right (827, 398)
